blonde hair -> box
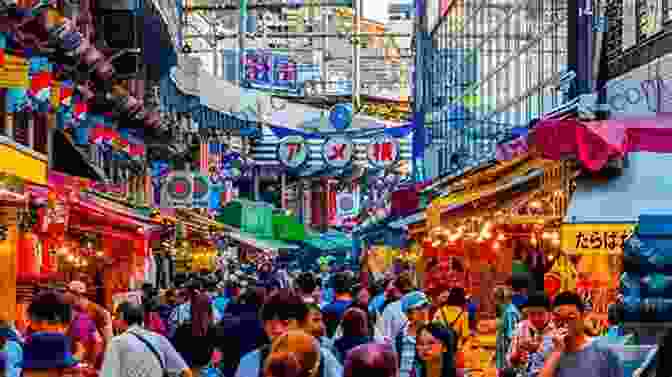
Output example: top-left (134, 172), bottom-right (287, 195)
top-left (270, 331), bottom-right (320, 377)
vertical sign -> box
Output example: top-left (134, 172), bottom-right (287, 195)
top-left (368, 135), bottom-right (400, 168)
top-left (277, 136), bottom-right (308, 169)
top-left (323, 136), bottom-right (353, 168)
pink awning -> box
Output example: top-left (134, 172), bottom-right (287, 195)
top-left (530, 116), bottom-right (672, 171)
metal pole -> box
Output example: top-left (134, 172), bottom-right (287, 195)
top-left (239, 0), bottom-right (248, 85)
top-left (321, 7), bottom-right (329, 86)
top-left (352, 0), bottom-right (361, 111)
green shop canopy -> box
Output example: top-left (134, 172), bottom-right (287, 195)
top-left (229, 230), bottom-right (300, 253)
top-left (302, 231), bottom-right (353, 252)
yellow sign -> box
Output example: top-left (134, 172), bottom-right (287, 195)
top-left (0, 143), bottom-right (47, 185)
top-left (0, 54), bottom-right (29, 89)
top-left (561, 223), bottom-right (635, 254)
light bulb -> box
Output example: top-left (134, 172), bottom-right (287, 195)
top-left (530, 201), bottom-right (541, 208)
top-left (96, 251), bottom-right (104, 257)
top-left (542, 232), bottom-right (552, 239)
top-left (493, 241), bottom-right (500, 249)
top-left (66, 254), bottom-right (75, 262)
top-left (552, 238), bottom-right (560, 246)
top-left (497, 234), bottom-right (506, 241)
top-left (531, 237), bottom-right (538, 246)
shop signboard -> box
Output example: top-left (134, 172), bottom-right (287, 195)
top-left (322, 136), bottom-right (353, 169)
top-left (0, 143), bottom-right (47, 185)
top-left (561, 223), bottom-right (635, 254)
top-left (277, 136), bottom-right (308, 169)
top-left (368, 135), bottom-right (400, 168)
top-left (160, 172), bottom-right (211, 208)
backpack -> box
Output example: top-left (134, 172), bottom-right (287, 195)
top-left (258, 344), bottom-right (327, 377)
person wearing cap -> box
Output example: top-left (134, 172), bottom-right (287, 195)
top-left (507, 292), bottom-right (555, 377)
top-left (393, 291), bottom-right (431, 377)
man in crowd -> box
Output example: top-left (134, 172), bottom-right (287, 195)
top-left (234, 289), bottom-right (342, 377)
top-left (101, 302), bottom-right (192, 377)
top-left (380, 272), bottom-right (416, 339)
top-left (540, 291), bottom-right (623, 377)
top-left (322, 272), bottom-right (354, 338)
top-left (296, 272), bottom-right (319, 305)
top-left (507, 292), bottom-right (555, 377)
top-left (394, 291), bottom-right (431, 377)
top-left (0, 320), bottom-right (22, 377)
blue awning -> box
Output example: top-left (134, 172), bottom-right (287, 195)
top-left (160, 75), bottom-right (260, 136)
top-left (565, 152), bottom-right (672, 224)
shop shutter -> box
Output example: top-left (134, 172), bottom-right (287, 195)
top-left (13, 111), bottom-right (29, 146)
top-left (33, 113), bottom-right (48, 154)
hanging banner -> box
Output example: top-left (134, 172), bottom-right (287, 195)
top-left (561, 223), bottom-right (635, 254)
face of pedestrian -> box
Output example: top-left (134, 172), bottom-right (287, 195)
top-left (406, 305), bottom-right (430, 327)
top-left (264, 317), bottom-right (291, 341)
top-left (302, 308), bottom-right (325, 338)
top-left (552, 304), bottom-right (584, 339)
top-left (416, 328), bottom-right (444, 362)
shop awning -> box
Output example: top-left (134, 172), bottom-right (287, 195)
top-left (389, 212), bottom-right (426, 229)
top-left (565, 151), bottom-right (672, 224)
top-left (229, 231), bottom-right (299, 252)
top-left (302, 231), bottom-right (353, 252)
top-left (530, 117), bottom-right (672, 171)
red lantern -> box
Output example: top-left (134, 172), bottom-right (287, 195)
top-left (16, 233), bottom-right (41, 282)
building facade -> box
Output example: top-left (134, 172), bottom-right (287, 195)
top-left (423, 0), bottom-right (569, 179)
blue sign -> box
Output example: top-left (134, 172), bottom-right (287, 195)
top-left (329, 103), bottom-right (353, 130)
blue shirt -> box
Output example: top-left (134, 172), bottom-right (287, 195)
top-left (2, 340), bottom-right (22, 377)
top-left (213, 296), bottom-right (230, 316)
top-left (369, 294), bottom-right (386, 315)
top-left (550, 340), bottom-right (624, 377)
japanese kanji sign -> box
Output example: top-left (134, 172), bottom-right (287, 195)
top-left (323, 136), bottom-right (353, 169)
top-left (277, 135), bottom-right (308, 168)
top-left (368, 135), bottom-right (399, 168)
top-left (560, 223), bottom-right (635, 254)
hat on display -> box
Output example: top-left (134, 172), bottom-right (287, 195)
top-left (67, 281), bottom-right (86, 295)
top-left (22, 332), bottom-right (79, 370)
top-left (401, 291), bottom-right (431, 312)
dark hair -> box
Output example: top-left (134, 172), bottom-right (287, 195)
top-left (341, 307), bottom-right (369, 338)
top-left (296, 273), bottom-right (317, 294)
top-left (117, 302), bottom-right (144, 326)
top-left (607, 303), bottom-right (624, 325)
top-left (446, 287), bottom-right (466, 307)
top-left (240, 287), bottom-right (267, 308)
top-left (510, 273), bottom-right (531, 291)
top-left (28, 291), bottom-right (72, 324)
top-left (394, 272), bottom-right (415, 295)
top-left (191, 293), bottom-right (212, 337)
top-left (552, 291), bottom-right (584, 312)
top-left (417, 323), bottom-right (457, 377)
top-left (344, 343), bottom-right (398, 377)
top-left (332, 272), bottom-right (352, 294)
top-left (656, 328), bottom-right (672, 377)
top-left (522, 292), bottom-right (550, 310)
top-left (261, 289), bottom-right (308, 322)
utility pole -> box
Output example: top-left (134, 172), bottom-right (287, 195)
top-left (352, 0), bottom-right (361, 111)
top-left (239, 0), bottom-right (247, 85)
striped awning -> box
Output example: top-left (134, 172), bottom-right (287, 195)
top-left (251, 126), bottom-right (413, 169)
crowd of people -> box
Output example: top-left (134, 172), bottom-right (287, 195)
top-left (0, 264), bottom-right (665, 377)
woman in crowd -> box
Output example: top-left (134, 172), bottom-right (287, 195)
top-left (415, 323), bottom-right (457, 377)
top-left (173, 292), bottom-right (217, 375)
top-left (343, 343), bottom-right (398, 377)
top-left (333, 307), bottom-right (373, 362)
top-left (268, 331), bottom-right (323, 377)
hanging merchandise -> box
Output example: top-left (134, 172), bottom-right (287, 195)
top-left (545, 253), bottom-right (577, 298)
top-left (0, 52), bottom-right (30, 89)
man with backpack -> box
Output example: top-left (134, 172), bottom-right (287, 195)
top-left (394, 291), bottom-right (431, 377)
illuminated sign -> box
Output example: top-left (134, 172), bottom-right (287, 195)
top-left (322, 136), bottom-right (353, 169)
top-left (277, 136), bottom-right (308, 168)
top-left (241, 50), bottom-right (304, 94)
top-left (368, 135), bottom-right (399, 168)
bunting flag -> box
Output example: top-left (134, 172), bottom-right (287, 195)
top-left (73, 102), bottom-right (87, 121)
top-left (30, 71), bottom-right (52, 103)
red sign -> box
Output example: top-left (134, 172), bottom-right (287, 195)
top-left (368, 135), bottom-right (399, 168)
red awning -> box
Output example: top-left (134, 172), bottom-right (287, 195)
top-left (530, 116), bottom-right (672, 171)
